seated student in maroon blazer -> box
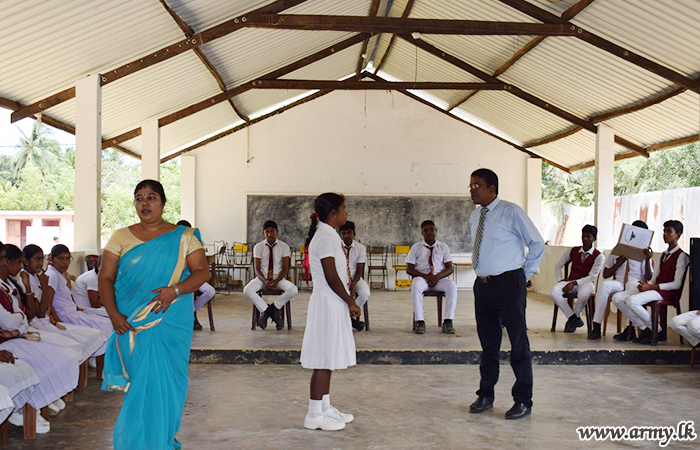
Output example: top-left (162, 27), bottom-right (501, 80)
top-left (550, 225), bottom-right (605, 333)
top-left (612, 220), bottom-right (689, 344)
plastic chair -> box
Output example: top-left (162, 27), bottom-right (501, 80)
top-left (392, 245), bottom-right (411, 290)
top-left (647, 268), bottom-right (688, 346)
top-left (251, 289), bottom-right (292, 330)
top-left (413, 290), bottom-right (444, 330)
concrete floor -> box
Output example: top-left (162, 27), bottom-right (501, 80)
top-left (3, 289), bottom-right (698, 448)
top-left (3, 364), bottom-right (699, 449)
top-left (194, 289), bottom-right (691, 350)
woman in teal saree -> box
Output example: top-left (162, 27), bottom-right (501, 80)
top-left (99, 180), bottom-right (209, 450)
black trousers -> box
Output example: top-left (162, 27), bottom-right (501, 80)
top-left (474, 268), bottom-right (533, 406)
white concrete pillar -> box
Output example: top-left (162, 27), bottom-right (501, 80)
top-left (74, 74), bottom-right (101, 253)
top-left (141, 118), bottom-right (160, 181)
top-left (594, 123), bottom-right (615, 249)
top-left (526, 158), bottom-right (542, 231)
top-left (181, 155), bottom-right (196, 225)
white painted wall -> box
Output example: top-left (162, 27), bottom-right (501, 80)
top-left (189, 90), bottom-right (530, 248)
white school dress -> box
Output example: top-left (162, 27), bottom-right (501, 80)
top-left (0, 359), bottom-right (39, 421)
top-left (20, 271), bottom-right (107, 360)
top-left (46, 265), bottom-right (114, 340)
top-left (300, 222), bottom-right (356, 370)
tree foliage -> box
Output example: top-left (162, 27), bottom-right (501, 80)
top-left (1, 129), bottom-right (181, 245)
top-left (543, 143), bottom-right (700, 207)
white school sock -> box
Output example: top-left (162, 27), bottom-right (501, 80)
top-left (322, 394), bottom-right (331, 411)
top-left (308, 399), bottom-right (323, 418)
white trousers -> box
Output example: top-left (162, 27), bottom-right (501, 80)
top-left (611, 288), bottom-right (663, 330)
top-left (592, 280), bottom-right (638, 324)
top-left (410, 277), bottom-right (458, 321)
top-left (353, 278), bottom-right (370, 307)
top-left (550, 281), bottom-right (594, 319)
top-left (194, 282), bottom-right (216, 311)
top-left (244, 278), bottom-right (298, 312)
top-left (670, 311), bottom-right (700, 347)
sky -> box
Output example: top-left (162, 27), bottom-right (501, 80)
top-left (0, 108), bottom-right (76, 156)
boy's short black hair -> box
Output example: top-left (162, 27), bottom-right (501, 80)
top-left (631, 220), bottom-right (648, 229)
top-left (263, 220), bottom-right (278, 231)
top-left (663, 220), bottom-right (683, 235)
top-left (421, 220), bottom-right (436, 230)
top-left (339, 221), bottom-right (355, 232)
top-left (582, 224), bottom-right (598, 238)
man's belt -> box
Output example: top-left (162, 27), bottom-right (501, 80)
top-left (476, 268), bottom-right (522, 283)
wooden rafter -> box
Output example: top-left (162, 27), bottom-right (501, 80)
top-left (9, 0), bottom-right (310, 123)
top-left (498, 0), bottom-right (700, 94)
top-left (355, 0), bottom-right (382, 78)
top-left (401, 36), bottom-right (649, 158)
top-left (0, 97), bottom-right (140, 159)
top-left (158, 0), bottom-right (250, 122)
top-left (105, 34), bottom-right (368, 144)
top-left (523, 85), bottom-right (690, 148)
top-left (372, 0), bottom-right (415, 75)
top-left (250, 80), bottom-right (508, 90)
top-left (449, 0), bottom-right (596, 110)
top-left (241, 14), bottom-right (579, 35)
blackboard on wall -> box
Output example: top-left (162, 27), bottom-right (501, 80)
top-left (247, 195), bottom-right (474, 252)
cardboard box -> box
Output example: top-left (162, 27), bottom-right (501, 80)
top-left (611, 223), bottom-right (654, 262)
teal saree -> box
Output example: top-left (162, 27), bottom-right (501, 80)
top-left (102, 226), bottom-right (198, 450)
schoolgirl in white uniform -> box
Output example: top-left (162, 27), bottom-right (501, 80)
top-left (300, 193), bottom-right (361, 431)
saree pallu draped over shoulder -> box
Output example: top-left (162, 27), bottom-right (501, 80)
top-left (102, 226), bottom-right (198, 450)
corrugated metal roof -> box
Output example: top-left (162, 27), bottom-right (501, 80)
top-left (606, 90), bottom-right (700, 147)
top-left (454, 91), bottom-right (576, 146)
top-left (0, 0), bottom-right (698, 169)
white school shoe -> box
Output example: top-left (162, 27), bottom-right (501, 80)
top-left (88, 357), bottom-right (97, 368)
top-left (47, 402), bottom-right (61, 416)
top-left (304, 413), bottom-right (346, 431)
top-left (55, 398), bottom-right (66, 411)
top-left (323, 406), bottom-right (354, 424)
top-left (8, 410), bottom-right (51, 434)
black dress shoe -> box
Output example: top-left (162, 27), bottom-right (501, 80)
top-left (258, 308), bottom-right (270, 330)
top-left (587, 328), bottom-right (601, 340)
top-left (351, 318), bottom-right (365, 331)
top-left (469, 396), bottom-right (494, 414)
top-left (613, 326), bottom-right (636, 341)
top-left (414, 320), bottom-right (426, 334)
top-left (634, 328), bottom-right (652, 344)
top-left (505, 402), bottom-right (531, 420)
top-left (270, 306), bottom-right (284, 330)
top-left (563, 316), bottom-right (576, 333)
top-left (442, 319), bottom-right (455, 334)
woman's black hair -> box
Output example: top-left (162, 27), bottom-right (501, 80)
top-left (23, 244), bottom-right (43, 260)
top-left (134, 179), bottom-right (167, 204)
top-left (5, 244), bottom-right (22, 261)
top-left (304, 193), bottom-right (345, 249)
top-left (50, 244), bottom-right (71, 259)
top-left (0, 241), bottom-right (5, 253)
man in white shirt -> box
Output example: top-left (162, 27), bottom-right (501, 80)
top-left (406, 220), bottom-right (458, 335)
top-left (338, 221), bottom-right (369, 332)
top-left (550, 225), bottom-right (605, 333)
top-left (589, 220), bottom-right (653, 340)
top-left (243, 221), bottom-right (298, 330)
